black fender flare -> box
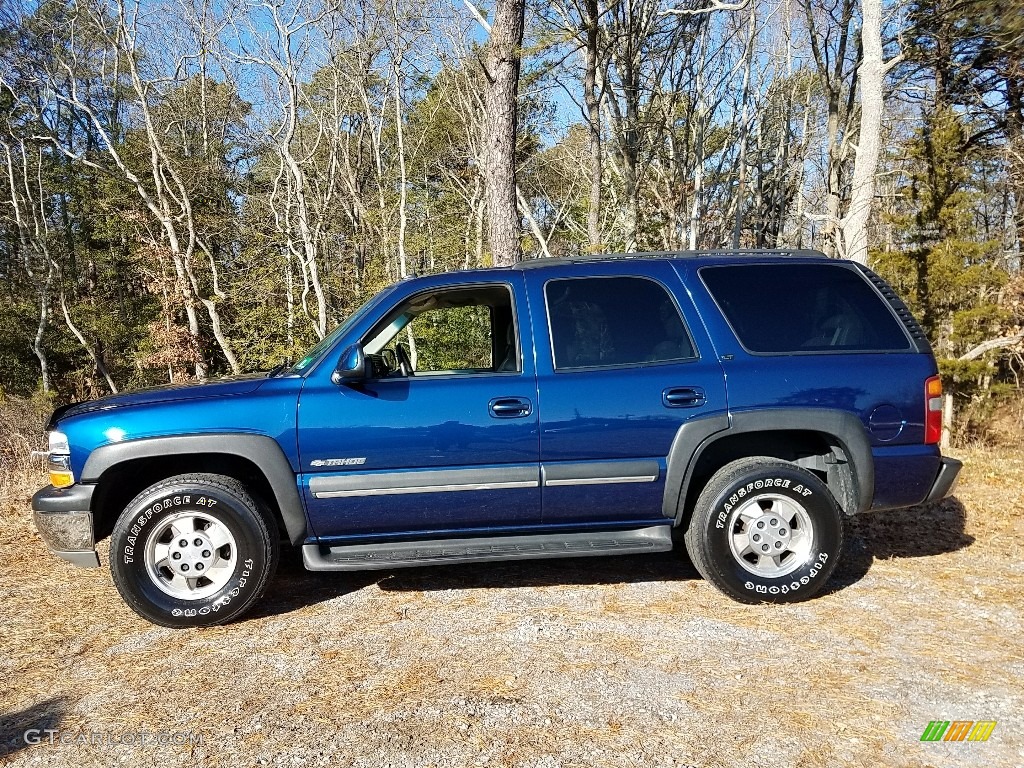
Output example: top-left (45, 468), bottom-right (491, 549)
top-left (82, 434), bottom-right (308, 545)
top-left (662, 408), bottom-right (874, 522)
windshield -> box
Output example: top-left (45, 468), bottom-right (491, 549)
top-left (288, 285), bottom-right (398, 374)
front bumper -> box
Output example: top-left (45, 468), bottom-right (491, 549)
top-left (923, 457), bottom-right (963, 504)
top-left (31, 484), bottom-right (100, 568)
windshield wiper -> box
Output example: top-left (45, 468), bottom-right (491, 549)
top-left (266, 360), bottom-right (290, 378)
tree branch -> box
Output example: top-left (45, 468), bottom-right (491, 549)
top-left (462, 0), bottom-right (491, 33)
top-left (959, 334), bottom-right (1024, 362)
top-left (661, 0), bottom-right (750, 15)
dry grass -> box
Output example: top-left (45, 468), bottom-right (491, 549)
top-left (0, 395), bottom-right (48, 508)
top-left (0, 396), bottom-right (1022, 768)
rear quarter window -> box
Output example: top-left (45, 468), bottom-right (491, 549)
top-left (700, 264), bottom-right (913, 354)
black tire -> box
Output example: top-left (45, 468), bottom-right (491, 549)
top-left (683, 457), bottom-right (843, 603)
top-left (109, 473), bottom-right (279, 627)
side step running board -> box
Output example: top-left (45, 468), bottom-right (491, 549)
top-left (302, 525), bottom-right (673, 571)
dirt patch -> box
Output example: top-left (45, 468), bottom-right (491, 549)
top-left (1, 446), bottom-right (1022, 768)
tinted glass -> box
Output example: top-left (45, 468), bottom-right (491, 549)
top-left (700, 264), bottom-right (912, 353)
top-left (365, 285), bottom-right (518, 376)
top-left (391, 304), bottom-right (493, 373)
top-left (545, 277), bottom-right (695, 369)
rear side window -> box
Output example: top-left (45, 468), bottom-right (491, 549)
top-left (545, 277), bottom-right (695, 369)
top-left (700, 264), bottom-right (912, 354)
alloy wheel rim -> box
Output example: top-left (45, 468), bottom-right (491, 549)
top-left (726, 493), bottom-right (814, 578)
top-left (144, 512), bottom-right (237, 600)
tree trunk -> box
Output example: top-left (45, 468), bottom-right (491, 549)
top-left (841, 0), bottom-right (885, 265)
top-left (800, 0), bottom-right (856, 257)
top-left (395, 67), bottom-right (411, 278)
top-left (731, 7), bottom-right (756, 248)
top-left (32, 261), bottom-right (54, 393)
top-left (1006, 76), bottom-right (1024, 252)
top-left (481, 0), bottom-right (525, 266)
top-left (583, 0), bottom-right (602, 252)
top-left (941, 392), bottom-right (953, 449)
top-left (518, 187), bottom-right (553, 257)
top-left (286, 250), bottom-right (294, 353)
top-left (55, 263), bottom-right (118, 394)
top-left (475, 180), bottom-right (486, 267)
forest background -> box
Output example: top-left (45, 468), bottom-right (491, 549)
top-left (0, 0), bottom-right (1021, 444)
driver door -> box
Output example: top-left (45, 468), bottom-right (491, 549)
top-left (297, 276), bottom-right (541, 542)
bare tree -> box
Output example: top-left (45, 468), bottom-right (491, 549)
top-left (1, 139), bottom-right (55, 392)
top-left (545, 0), bottom-right (607, 251)
top-left (840, 0), bottom-right (902, 264)
top-left (0, 138), bottom-right (117, 392)
top-left (14, 0), bottom-right (242, 378)
top-left (730, 4), bottom-right (757, 247)
top-left (231, 0), bottom-right (334, 339)
top-left (581, 0), bottom-right (603, 251)
top-left (800, 0), bottom-right (861, 256)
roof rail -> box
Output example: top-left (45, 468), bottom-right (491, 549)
top-left (512, 249), bottom-right (828, 269)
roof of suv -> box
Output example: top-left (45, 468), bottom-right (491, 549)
top-left (393, 249), bottom-right (839, 288)
top-left (511, 249), bottom-right (831, 270)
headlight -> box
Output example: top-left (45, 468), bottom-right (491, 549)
top-left (47, 431), bottom-right (74, 488)
top-left (48, 431), bottom-right (70, 454)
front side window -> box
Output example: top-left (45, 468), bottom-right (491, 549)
top-left (363, 285), bottom-right (518, 377)
top-left (700, 264), bottom-right (913, 354)
top-left (545, 277), bottom-right (695, 370)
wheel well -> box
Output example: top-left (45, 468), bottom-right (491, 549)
top-left (679, 430), bottom-right (858, 526)
top-left (91, 453), bottom-right (287, 543)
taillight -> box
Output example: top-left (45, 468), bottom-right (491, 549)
top-left (925, 376), bottom-right (942, 444)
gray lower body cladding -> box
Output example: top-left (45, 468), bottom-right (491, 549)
top-left (925, 457), bottom-right (962, 503)
top-left (308, 460), bottom-right (661, 499)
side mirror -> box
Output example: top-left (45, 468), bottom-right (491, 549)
top-left (332, 344), bottom-right (366, 385)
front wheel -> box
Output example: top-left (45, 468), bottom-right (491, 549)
top-left (109, 473), bottom-right (279, 627)
top-left (684, 457), bottom-right (843, 603)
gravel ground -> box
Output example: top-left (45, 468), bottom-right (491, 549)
top-left (1, 446), bottom-right (1022, 768)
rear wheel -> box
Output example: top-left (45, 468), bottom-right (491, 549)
top-left (109, 473), bottom-right (278, 627)
top-left (684, 457), bottom-right (843, 603)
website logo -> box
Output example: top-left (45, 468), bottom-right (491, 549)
top-left (920, 720), bottom-right (997, 742)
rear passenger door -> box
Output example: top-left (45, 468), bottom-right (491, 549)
top-left (524, 261), bottom-right (728, 525)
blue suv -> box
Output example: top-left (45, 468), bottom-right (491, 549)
top-left (31, 251), bottom-right (961, 626)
